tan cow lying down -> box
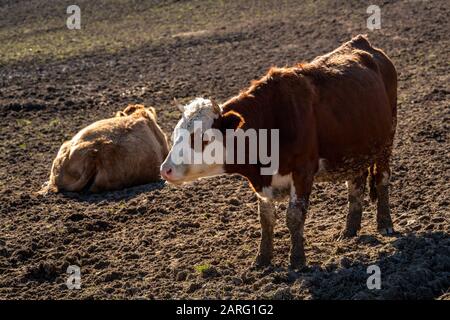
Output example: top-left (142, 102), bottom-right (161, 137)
top-left (40, 104), bottom-right (169, 193)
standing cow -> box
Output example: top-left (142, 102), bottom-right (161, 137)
top-left (161, 35), bottom-right (397, 268)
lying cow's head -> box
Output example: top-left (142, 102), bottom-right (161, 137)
top-left (161, 97), bottom-right (242, 184)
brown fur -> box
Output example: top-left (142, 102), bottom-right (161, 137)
top-left (217, 34), bottom-right (397, 192)
top-left (212, 35), bottom-right (397, 267)
top-left (40, 104), bottom-right (169, 193)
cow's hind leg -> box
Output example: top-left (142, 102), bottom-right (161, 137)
top-left (339, 171), bottom-right (367, 239)
top-left (255, 199), bottom-right (276, 267)
top-left (374, 162), bottom-right (394, 235)
top-left (286, 195), bottom-right (308, 269)
top-left (287, 174), bottom-right (313, 269)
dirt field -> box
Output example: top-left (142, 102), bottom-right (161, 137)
top-left (0, 0), bottom-right (449, 299)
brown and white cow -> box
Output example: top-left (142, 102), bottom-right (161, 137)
top-left (40, 104), bottom-right (169, 194)
top-left (160, 35), bottom-right (397, 268)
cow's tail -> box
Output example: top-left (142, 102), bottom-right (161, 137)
top-left (368, 164), bottom-right (377, 203)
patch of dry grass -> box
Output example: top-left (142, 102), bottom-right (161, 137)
top-left (0, 0), bottom-right (319, 64)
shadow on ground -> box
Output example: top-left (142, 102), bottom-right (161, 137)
top-left (60, 180), bottom-right (167, 204)
top-left (256, 232), bottom-right (449, 299)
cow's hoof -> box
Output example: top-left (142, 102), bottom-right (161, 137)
top-left (378, 227), bottom-right (395, 236)
top-left (289, 256), bottom-right (306, 270)
top-left (336, 229), bottom-right (358, 241)
top-left (254, 254), bottom-right (272, 268)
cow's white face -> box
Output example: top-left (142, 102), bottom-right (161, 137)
top-left (160, 98), bottom-right (225, 184)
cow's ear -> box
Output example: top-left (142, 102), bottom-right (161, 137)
top-left (115, 111), bottom-right (126, 117)
top-left (221, 111), bottom-right (245, 131)
top-left (210, 98), bottom-right (222, 115)
top-left (122, 104), bottom-right (138, 115)
top-left (173, 98), bottom-right (184, 114)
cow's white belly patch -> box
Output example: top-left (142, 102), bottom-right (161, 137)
top-left (258, 173), bottom-right (293, 201)
top-left (271, 173), bottom-right (293, 189)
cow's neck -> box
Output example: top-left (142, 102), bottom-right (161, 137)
top-left (221, 94), bottom-right (272, 192)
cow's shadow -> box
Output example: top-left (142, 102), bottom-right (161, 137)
top-left (264, 232), bottom-right (449, 299)
top-left (60, 180), bottom-right (166, 204)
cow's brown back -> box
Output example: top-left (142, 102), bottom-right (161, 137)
top-left (302, 35), bottom-right (397, 178)
top-left (220, 34), bottom-right (397, 189)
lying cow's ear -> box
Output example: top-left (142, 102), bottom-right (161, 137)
top-left (115, 111), bottom-right (126, 117)
top-left (221, 111), bottom-right (245, 131)
top-left (123, 104), bottom-right (138, 115)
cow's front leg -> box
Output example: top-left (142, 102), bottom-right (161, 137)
top-left (255, 198), bottom-right (276, 267)
top-left (287, 176), bottom-right (312, 269)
